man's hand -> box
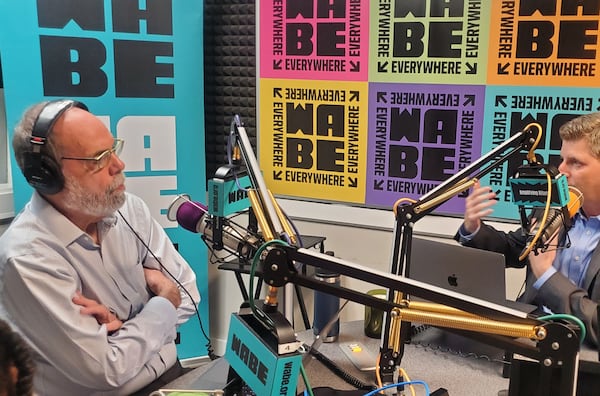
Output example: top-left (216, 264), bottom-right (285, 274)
top-left (72, 292), bottom-right (123, 332)
top-left (464, 181), bottom-right (498, 233)
top-left (528, 242), bottom-right (557, 279)
top-left (144, 268), bottom-right (181, 308)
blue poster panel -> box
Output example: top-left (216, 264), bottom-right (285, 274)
top-left (0, 1), bottom-right (208, 358)
top-left (480, 86), bottom-right (600, 219)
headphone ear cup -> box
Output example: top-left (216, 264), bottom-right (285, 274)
top-left (23, 99), bottom-right (87, 195)
top-left (23, 151), bottom-right (64, 195)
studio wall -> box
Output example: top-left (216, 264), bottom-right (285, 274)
top-left (257, 1), bottom-right (600, 221)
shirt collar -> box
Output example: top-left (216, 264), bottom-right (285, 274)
top-left (30, 191), bottom-right (117, 246)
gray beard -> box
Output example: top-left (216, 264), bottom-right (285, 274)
top-left (62, 174), bottom-right (126, 218)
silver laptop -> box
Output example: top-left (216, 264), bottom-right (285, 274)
top-left (408, 238), bottom-right (508, 361)
top-left (408, 236), bottom-right (507, 304)
top-left (407, 236), bottom-right (537, 313)
top-left (407, 237), bottom-right (523, 361)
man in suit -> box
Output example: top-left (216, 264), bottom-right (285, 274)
top-left (456, 112), bottom-right (600, 347)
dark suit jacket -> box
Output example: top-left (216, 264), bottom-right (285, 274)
top-left (455, 222), bottom-right (600, 347)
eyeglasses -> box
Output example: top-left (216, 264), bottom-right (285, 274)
top-left (61, 138), bottom-right (124, 171)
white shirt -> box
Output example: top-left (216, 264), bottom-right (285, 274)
top-left (0, 192), bottom-right (200, 395)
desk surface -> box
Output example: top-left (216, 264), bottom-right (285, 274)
top-left (167, 321), bottom-right (519, 395)
top-left (297, 321), bottom-right (510, 395)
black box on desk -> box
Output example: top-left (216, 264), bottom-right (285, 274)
top-left (508, 356), bottom-right (600, 396)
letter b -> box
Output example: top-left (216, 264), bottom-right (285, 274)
top-left (286, 23), bottom-right (313, 55)
top-left (388, 145), bottom-right (418, 178)
top-left (40, 36), bottom-right (108, 96)
top-left (393, 22), bottom-right (425, 57)
top-left (287, 138), bottom-right (314, 169)
top-left (516, 21), bottom-right (554, 58)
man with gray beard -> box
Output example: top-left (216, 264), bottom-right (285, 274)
top-left (0, 100), bottom-right (200, 395)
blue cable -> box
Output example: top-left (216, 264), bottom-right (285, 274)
top-left (362, 380), bottom-right (431, 396)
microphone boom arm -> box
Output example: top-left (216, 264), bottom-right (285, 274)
top-left (219, 117), bottom-right (579, 395)
top-left (382, 123), bottom-right (545, 381)
top-left (259, 244), bottom-right (580, 396)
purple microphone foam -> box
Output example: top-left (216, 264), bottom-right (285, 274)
top-left (176, 201), bottom-right (208, 233)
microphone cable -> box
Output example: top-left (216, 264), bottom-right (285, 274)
top-left (118, 210), bottom-right (218, 360)
top-left (303, 343), bottom-right (375, 391)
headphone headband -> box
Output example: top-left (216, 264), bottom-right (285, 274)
top-left (31, 99), bottom-right (88, 143)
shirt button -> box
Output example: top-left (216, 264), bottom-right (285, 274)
top-left (575, 256), bottom-right (580, 261)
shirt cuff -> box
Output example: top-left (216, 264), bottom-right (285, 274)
top-left (457, 223), bottom-right (480, 244)
top-left (144, 296), bottom-right (179, 342)
top-left (533, 266), bottom-right (557, 290)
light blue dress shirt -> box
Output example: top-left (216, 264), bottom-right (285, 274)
top-left (0, 192), bottom-right (200, 395)
top-left (534, 212), bottom-right (600, 289)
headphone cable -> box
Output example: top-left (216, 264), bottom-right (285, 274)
top-left (118, 210), bottom-right (217, 360)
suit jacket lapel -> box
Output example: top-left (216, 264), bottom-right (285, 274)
top-left (583, 244), bottom-right (600, 292)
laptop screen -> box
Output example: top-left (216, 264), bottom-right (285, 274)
top-left (407, 236), bottom-right (507, 304)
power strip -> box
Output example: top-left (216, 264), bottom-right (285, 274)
top-left (339, 342), bottom-right (377, 371)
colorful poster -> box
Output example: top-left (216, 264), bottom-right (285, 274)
top-left (0, 1), bottom-right (208, 358)
top-left (487, 1), bottom-right (600, 87)
top-left (370, 0), bottom-right (491, 84)
top-left (480, 86), bottom-right (600, 218)
top-left (366, 83), bottom-right (486, 213)
top-left (260, 0), bottom-right (369, 81)
top-left (258, 0), bottom-right (600, 223)
top-left (259, 78), bottom-right (368, 203)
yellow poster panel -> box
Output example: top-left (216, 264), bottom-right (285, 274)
top-left (259, 79), bottom-right (368, 203)
top-left (487, 2), bottom-right (600, 87)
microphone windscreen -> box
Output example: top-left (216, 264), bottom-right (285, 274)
top-left (177, 201), bottom-right (208, 233)
top-left (567, 186), bottom-right (583, 218)
top-left (167, 194), bottom-right (208, 233)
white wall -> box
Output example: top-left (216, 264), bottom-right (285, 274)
top-left (0, 90), bottom-right (15, 221)
top-left (208, 199), bottom-right (526, 355)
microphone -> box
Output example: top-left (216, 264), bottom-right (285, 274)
top-left (523, 186), bottom-right (583, 255)
top-left (510, 164), bottom-right (570, 207)
top-left (167, 194), bottom-right (259, 260)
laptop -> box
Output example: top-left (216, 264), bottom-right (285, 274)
top-left (407, 236), bottom-right (507, 305)
top-left (407, 236), bottom-right (537, 313)
top-left (406, 236), bottom-right (536, 362)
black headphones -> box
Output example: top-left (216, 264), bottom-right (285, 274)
top-left (23, 99), bottom-right (88, 195)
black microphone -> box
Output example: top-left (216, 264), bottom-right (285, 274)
top-left (167, 194), bottom-right (259, 259)
top-left (522, 186), bottom-right (583, 255)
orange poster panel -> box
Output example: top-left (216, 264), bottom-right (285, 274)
top-left (487, 1), bottom-right (600, 87)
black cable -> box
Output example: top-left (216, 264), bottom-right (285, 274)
top-left (410, 324), bottom-right (431, 337)
top-left (118, 210), bottom-right (218, 360)
top-left (304, 344), bottom-right (376, 391)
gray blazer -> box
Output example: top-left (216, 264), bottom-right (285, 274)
top-left (455, 222), bottom-right (600, 347)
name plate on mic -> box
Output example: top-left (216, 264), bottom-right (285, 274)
top-left (510, 173), bottom-right (569, 207)
top-left (208, 174), bottom-right (251, 217)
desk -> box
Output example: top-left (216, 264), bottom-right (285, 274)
top-left (166, 321), bottom-right (510, 395)
top-left (165, 321), bottom-right (599, 395)
top-left (296, 321), bottom-right (509, 395)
